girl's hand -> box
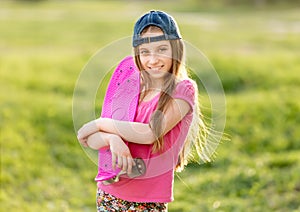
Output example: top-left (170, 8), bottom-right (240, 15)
top-left (108, 134), bottom-right (134, 174)
top-left (77, 119), bottom-right (99, 143)
top-left (78, 137), bottom-right (89, 147)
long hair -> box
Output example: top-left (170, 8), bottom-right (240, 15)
top-left (134, 26), bottom-right (209, 172)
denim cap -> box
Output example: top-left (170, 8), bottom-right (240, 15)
top-left (132, 10), bottom-right (181, 47)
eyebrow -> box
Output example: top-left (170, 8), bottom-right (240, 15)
top-left (157, 45), bottom-right (169, 48)
top-left (139, 44), bottom-right (169, 50)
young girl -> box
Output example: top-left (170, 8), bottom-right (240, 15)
top-left (78, 10), bottom-right (209, 212)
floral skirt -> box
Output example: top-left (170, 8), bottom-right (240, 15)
top-left (96, 188), bottom-right (168, 212)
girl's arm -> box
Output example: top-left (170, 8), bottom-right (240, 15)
top-left (85, 132), bottom-right (110, 150)
top-left (78, 131), bottom-right (107, 148)
top-left (77, 98), bottom-right (191, 145)
top-left (82, 132), bottom-right (134, 173)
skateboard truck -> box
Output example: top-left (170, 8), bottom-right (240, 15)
top-left (102, 158), bottom-right (146, 185)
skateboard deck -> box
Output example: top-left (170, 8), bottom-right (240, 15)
top-left (95, 56), bottom-right (141, 182)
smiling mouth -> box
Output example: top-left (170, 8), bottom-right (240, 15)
top-left (149, 65), bottom-right (164, 71)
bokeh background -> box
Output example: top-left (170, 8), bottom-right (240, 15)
top-left (1, 0), bottom-right (299, 211)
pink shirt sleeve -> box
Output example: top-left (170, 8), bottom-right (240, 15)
top-left (172, 79), bottom-right (195, 112)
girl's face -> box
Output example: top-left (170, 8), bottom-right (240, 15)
top-left (138, 31), bottom-right (173, 83)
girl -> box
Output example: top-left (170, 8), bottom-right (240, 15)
top-left (78, 10), bottom-right (209, 212)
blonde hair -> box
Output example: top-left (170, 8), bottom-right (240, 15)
top-left (134, 26), bottom-right (210, 172)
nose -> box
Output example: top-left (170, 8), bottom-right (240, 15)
top-left (148, 53), bottom-right (158, 64)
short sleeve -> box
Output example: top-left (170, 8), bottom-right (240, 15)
top-left (172, 79), bottom-right (195, 112)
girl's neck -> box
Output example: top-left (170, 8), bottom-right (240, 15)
top-left (150, 83), bottom-right (162, 90)
top-left (140, 79), bottom-right (163, 103)
top-left (149, 78), bottom-right (164, 90)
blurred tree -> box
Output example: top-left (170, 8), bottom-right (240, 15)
top-left (184, 0), bottom-right (300, 7)
top-left (16, 0), bottom-right (46, 2)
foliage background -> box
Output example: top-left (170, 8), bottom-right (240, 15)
top-left (1, 0), bottom-right (300, 211)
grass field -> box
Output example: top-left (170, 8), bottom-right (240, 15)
top-left (1, 0), bottom-right (300, 211)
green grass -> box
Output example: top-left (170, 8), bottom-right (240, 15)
top-left (1, 0), bottom-right (300, 211)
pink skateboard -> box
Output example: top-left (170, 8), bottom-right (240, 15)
top-left (95, 56), bottom-right (145, 184)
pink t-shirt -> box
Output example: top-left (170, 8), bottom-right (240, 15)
top-left (97, 79), bottom-right (195, 203)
